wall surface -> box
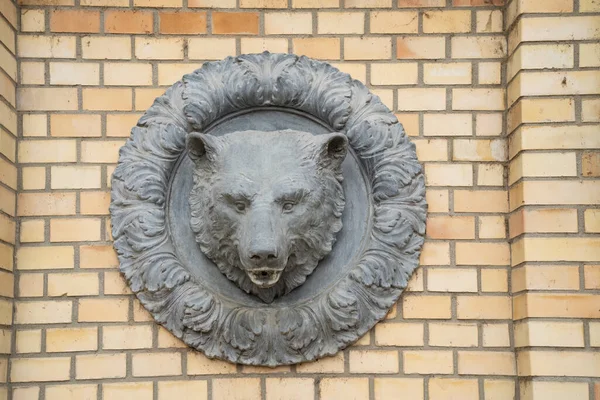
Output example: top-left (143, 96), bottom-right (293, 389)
top-left (0, 0), bottom-right (17, 398)
top-left (4, 0), bottom-right (600, 399)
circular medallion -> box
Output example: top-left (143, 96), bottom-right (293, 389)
top-left (110, 52), bottom-right (427, 366)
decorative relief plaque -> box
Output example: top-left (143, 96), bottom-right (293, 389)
top-left (110, 52), bottom-right (427, 366)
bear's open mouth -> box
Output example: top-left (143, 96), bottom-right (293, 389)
top-left (246, 269), bottom-right (283, 288)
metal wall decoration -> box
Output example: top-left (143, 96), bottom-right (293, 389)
top-left (110, 52), bottom-right (427, 366)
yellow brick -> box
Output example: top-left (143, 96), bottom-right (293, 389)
top-left (17, 245), bottom-right (74, 270)
top-left (457, 296), bottom-right (511, 319)
top-left (425, 189), bottom-right (449, 213)
top-left (423, 10), bottom-right (471, 33)
top-left (49, 218), bottom-right (101, 242)
top-left (429, 323), bottom-right (478, 347)
top-left (513, 237), bottom-right (600, 264)
top-left (404, 350), bottom-right (453, 374)
top-left (515, 293), bottom-right (600, 319)
top-left (479, 216), bottom-right (506, 239)
top-left (512, 265), bottom-right (580, 291)
top-left (293, 38), bottom-right (340, 60)
top-left (21, 9), bottom-right (45, 32)
top-left (264, 378), bottom-right (312, 400)
top-left (132, 352), bottom-right (181, 377)
top-left (292, 0), bottom-right (338, 6)
top-left (580, 43), bottom-right (600, 68)
top-left (584, 265), bottom-right (600, 289)
top-left (265, 12), bottom-right (312, 34)
top-left (319, 12), bottom-right (364, 34)
top-left (345, 37), bottom-right (391, 60)
top-left (425, 164), bottom-right (473, 186)
top-left (80, 192), bottom-right (110, 216)
top-left (403, 295), bottom-right (451, 319)
top-left (103, 271), bottom-right (130, 295)
top-left (46, 327), bottom-right (98, 352)
top-left (15, 300), bottom-right (72, 324)
top-left (320, 378), bottom-right (369, 400)
top-left (18, 35), bottom-right (76, 58)
top-left (18, 88), bottom-right (78, 111)
top-left (15, 329), bottom-right (41, 354)
top-left (519, 16), bottom-right (600, 43)
top-left (511, 125), bottom-right (600, 156)
top-left (81, 140), bottom-right (123, 163)
top-left (476, 10), bottom-right (502, 33)
top-left (48, 272), bottom-right (99, 297)
top-left (156, 63), bottom-right (196, 86)
top-left (156, 327), bottom-right (185, 348)
top-left (187, 38), bottom-right (236, 60)
top-left (50, 166), bottom-right (101, 190)
top-left (374, 380), bottom-right (423, 400)
top-left (454, 190), bottom-right (507, 213)
top-left (458, 351), bottom-right (515, 376)
top-left (240, 38), bottom-right (288, 54)
top-left (19, 220), bottom-right (44, 244)
top-left (514, 321), bottom-right (584, 348)
top-left (370, 11), bottom-right (418, 34)
top-left (510, 208), bottom-right (578, 237)
top-left (507, 44), bottom-right (573, 81)
top-left (11, 357), bottom-right (71, 383)
top-left (80, 245), bottom-right (117, 269)
top-left (187, 351), bottom-right (237, 375)
top-left (481, 269), bottom-right (508, 292)
top-left (20, 61), bottom-right (45, 84)
top-left (428, 268), bottom-right (477, 292)
top-left (82, 36), bottom-right (131, 59)
top-left (50, 114), bottom-right (101, 138)
top-left (398, 88), bottom-right (446, 111)
top-left (456, 242), bottom-right (509, 266)
top-left (345, 0), bottom-right (390, 6)
top-left (476, 113), bottom-right (503, 137)
top-left (103, 382), bottom-right (152, 400)
top-left (213, 378), bottom-right (262, 400)
top-left (585, 209), bottom-right (600, 232)
top-left (19, 140), bottom-right (76, 164)
top-left (517, 351), bottom-right (600, 377)
top-left (104, 62), bottom-right (153, 86)
top-left (519, 0), bottom-right (573, 12)
top-left (519, 381), bottom-right (589, 400)
top-left (420, 242), bottom-right (450, 266)
top-left (12, 387), bottom-right (40, 399)
top-left (371, 63), bottom-right (417, 85)
top-left (453, 139), bottom-right (506, 162)
top-left (76, 354), bottom-right (126, 379)
top-left (17, 274), bottom-right (44, 298)
top-left (582, 99), bottom-right (600, 122)
top-left (22, 114), bottom-right (47, 137)
top-left (482, 323), bottom-right (510, 347)
top-left (240, 0), bottom-right (286, 6)
top-left (135, 88), bottom-right (165, 111)
top-left (83, 88), bottom-right (132, 111)
top-left (78, 298), bottom-right (128, 322)
top-left (423, 113), bottom-right (472, 137)
top-left (106, 113), bottom-right (140, 137)
top-left (349, 350), bottom-right (398, 373)
top-left (452, 36), bottom-right (506, 59)
top-left (49, 62), bottom-right (99, 86)
top-left (374, 322), bottom-right (423, 346)
top-left (158, 381), bottom-right (208, 400)
top-left (429, 378), bottom-right (479, 400)
top-left (296, 353), bottom-right (344, 373)
top-left (135, 37), bottom-right (183, 60)
top-left (103, 325), bottom-right (152, 349)
top-left (414, 139), bottom-right (448, 162)
top-left (424, 62), bottom-right (471, 85)
top-left (397, 36), bottom-right (446, 59)
top-left (453, 88), bottom-right (504, 111)
top-left (511, 72), bottom-right (600, 103)
top-left (479, 62), bottom-right (501, 85)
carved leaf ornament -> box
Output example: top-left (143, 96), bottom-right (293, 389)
top-left (110, 52), bottom-right (427, 366)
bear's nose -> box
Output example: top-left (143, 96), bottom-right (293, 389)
top-left (249, 248), bottom-right (278, 262)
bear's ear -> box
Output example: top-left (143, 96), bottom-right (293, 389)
top-left (187, 132), bottom-right (220, 163)
top-left (316, 132), bottom-right (349, 170)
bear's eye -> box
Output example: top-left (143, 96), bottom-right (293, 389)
top-left (235, 202), bottom-right (246, 212)
top-left (282, 202), bottom-right (295, 212)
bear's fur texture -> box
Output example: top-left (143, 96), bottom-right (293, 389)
top-left (187, 130), bottom-right (347, 303)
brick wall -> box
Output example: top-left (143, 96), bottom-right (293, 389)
top-left (505, 0), bottom-right (600, 398)
top-left (0, 0), bottom-right (17, 398)
top-left (5, 0), bottom-right (600, 399)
